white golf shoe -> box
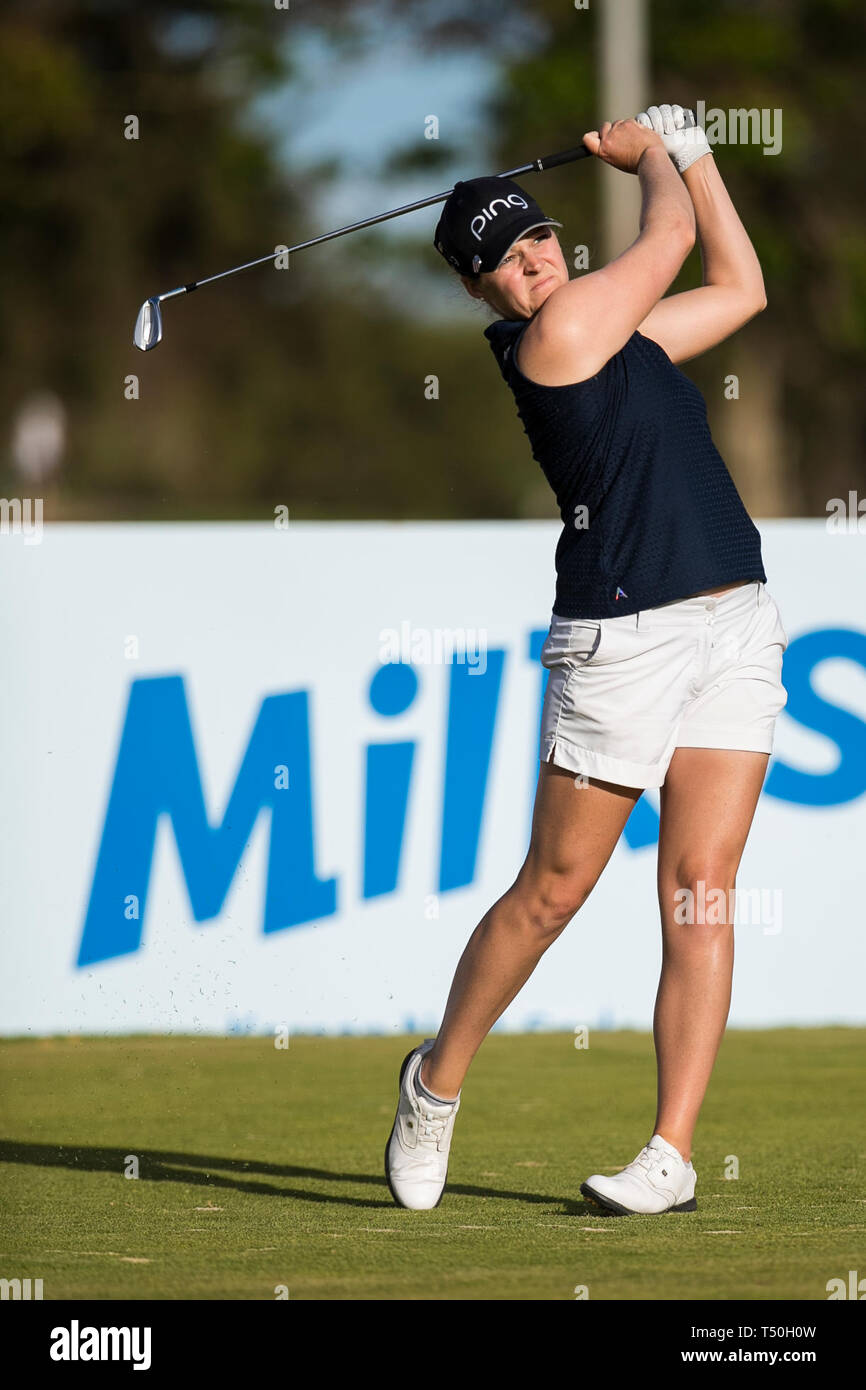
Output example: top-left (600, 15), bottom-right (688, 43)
top-left (580, 1133), bottom-right (697, 1215)
top-left (385, 1040), bottom-right (461, 1211)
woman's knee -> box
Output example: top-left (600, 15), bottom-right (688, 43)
top-left (660, 858), bottom-right (740, 931)
top-left (512, 867), bottom-right (596, 938)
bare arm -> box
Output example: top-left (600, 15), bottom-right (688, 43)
top-left (518, 123), bottom-right (696, 386)
top-left (637, 153), bottom-right (766, 363)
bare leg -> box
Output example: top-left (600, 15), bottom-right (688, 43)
top-left (653, 747), bottom-right (771, 1161)
top-left (421, 762), bottom-right (642, 1099)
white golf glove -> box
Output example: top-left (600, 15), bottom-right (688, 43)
top-left (636, 103), bottom-right (712, 174)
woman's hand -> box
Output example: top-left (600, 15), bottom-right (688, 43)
top-left (636, 104), bottom-right (712, 174)
top-left (582, 118), bottom-right (666, 174)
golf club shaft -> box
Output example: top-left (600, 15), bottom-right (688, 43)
top-left (160, 144), bottom-right (592, 302)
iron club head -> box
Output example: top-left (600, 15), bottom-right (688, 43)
top-left (133, 297), bottom-right (163, 351)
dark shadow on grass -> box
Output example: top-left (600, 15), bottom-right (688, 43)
top-left (0, 1140), bottom-right (596, 1213)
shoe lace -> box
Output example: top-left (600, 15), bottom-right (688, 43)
top-left (417, 1109), bottom-right (449, 1146)
top-left (628, 1143), bottom-right (663, 1176)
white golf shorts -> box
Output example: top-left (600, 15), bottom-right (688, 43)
top-left (539, 580), bottom-right (789, 790)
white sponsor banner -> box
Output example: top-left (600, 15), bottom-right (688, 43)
top-left (1, 520), bottom-right (864, 1036)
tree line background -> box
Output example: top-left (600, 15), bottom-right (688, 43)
top-left (1, 0), bottom-right (864, 522)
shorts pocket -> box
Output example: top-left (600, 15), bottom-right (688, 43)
top-left (760, 588), bottom-right (789, 652)
top-left (540, 619), bottom-right (603, 672)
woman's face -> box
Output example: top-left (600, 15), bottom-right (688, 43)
top-left (461, 226), bottom-right (569, 320)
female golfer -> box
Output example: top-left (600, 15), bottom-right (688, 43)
top-left (386, 105), bottom-right (789, 1215)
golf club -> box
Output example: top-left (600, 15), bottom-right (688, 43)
top-left (133, 144), bottom-right (592, 351)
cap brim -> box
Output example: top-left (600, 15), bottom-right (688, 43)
top-left (493, 219), bottom-right (563, 270)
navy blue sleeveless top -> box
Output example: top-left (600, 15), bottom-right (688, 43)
top-left (484, 319), bottom-right (766, 619)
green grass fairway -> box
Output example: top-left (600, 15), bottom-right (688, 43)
top-left (1, 1030), bottom-right (864, 1301)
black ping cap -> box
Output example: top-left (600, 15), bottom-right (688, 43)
top-left (434, 176), bottom-right (562, 276)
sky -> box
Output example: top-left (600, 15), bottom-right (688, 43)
top-left (161, 6), bottom-right (533, 318)
top-left (248, 22), bottom-right (500, 233)
top-left (242, 17), bottom-right (512, 319)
